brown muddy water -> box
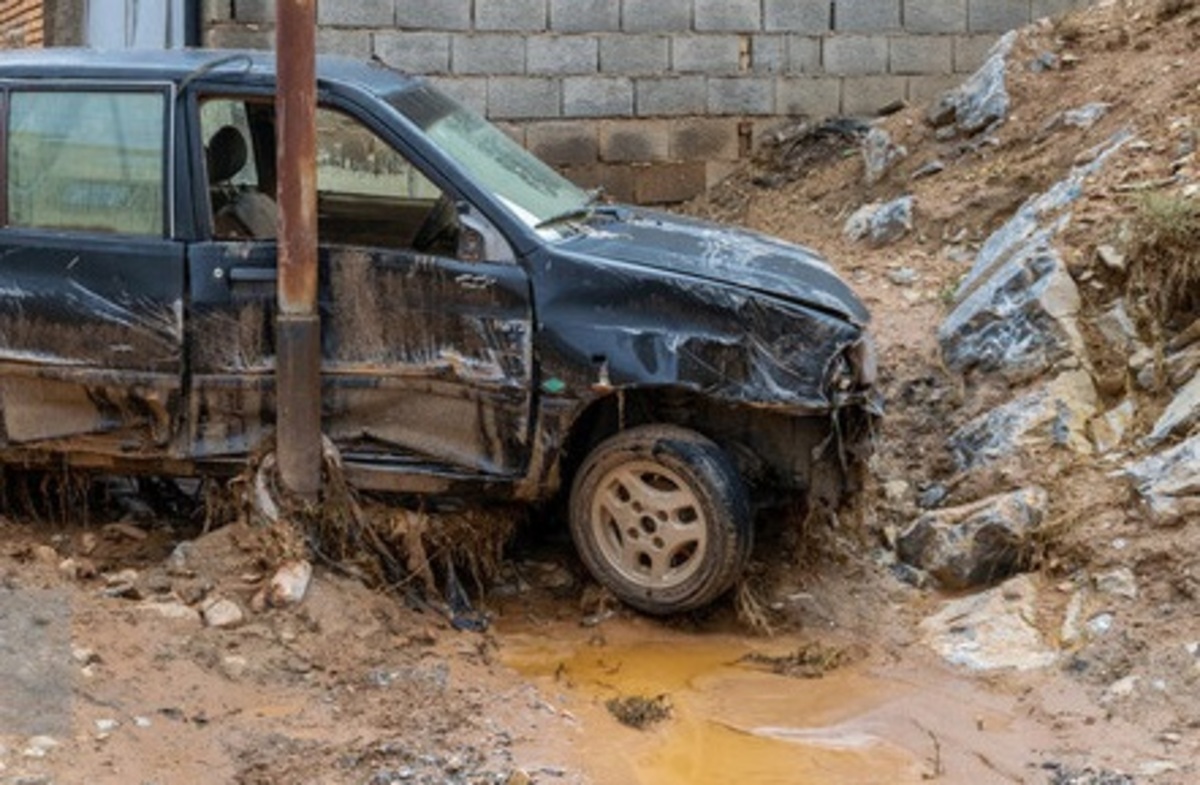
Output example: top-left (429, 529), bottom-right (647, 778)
top-left (501, 624), bottom-right (935, 785)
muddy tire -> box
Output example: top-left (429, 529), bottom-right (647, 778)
top-left (568, 425), bottom-right (752, 615)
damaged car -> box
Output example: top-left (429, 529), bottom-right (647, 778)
top-left (0, 49), bottom-right (878, 614)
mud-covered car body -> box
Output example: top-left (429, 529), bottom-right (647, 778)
top-left (0, 49), bottom-right (876, 512)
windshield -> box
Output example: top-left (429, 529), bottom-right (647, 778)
top-left (388, 84), bottom-right (589, 232)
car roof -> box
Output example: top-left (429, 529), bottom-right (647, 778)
top-left (0, 48), bottom-right (416, 94)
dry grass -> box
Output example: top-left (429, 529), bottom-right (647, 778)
top-left (1127, 193), bottom-right (1200, 329)
top-left (1156, 0), bottom-right (1197, 22)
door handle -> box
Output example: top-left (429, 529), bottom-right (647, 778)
top-left (227, 266), bottom-right (277, 283)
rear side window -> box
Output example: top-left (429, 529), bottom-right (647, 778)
top-left (7, 90), bottom-right (166, 236)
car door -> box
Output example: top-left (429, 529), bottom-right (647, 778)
top-left (185, 92), bottom-right (535, 482)
top-left (0, 84), bottom-right (185, 457)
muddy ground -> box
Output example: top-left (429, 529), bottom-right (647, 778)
top-left (2, 2), bottom-right (1200, 783)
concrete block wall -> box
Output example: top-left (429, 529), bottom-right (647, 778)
top-left (207, 0), bottom-right (1096, 203)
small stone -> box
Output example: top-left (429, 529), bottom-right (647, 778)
top-left (166, 542), bottom-right (195, 577)
top-left (1095, 567), bottom-right (1138, 600)
top-left (506, 770), bottom-right (533, 785)
top-left (33, 545), bottom-right (58, 565)
top-left (103, 521), bottom-right (148, 541)
top-left (94, 718), bottom-right (119, 733)
top-left (887, 267), bottom-right (919, 286)
top-left (72, 647), bottom-right (100, 666)
top-left (133, 716), bottom-right (152, 728)
top-left (80, 532), bottom-right (99, 555)
top-left (202, 598), bottom-right (245, 628)
top-left (266, 560), bottom-right (313, 607)
top-left (221, 655), bottom-right (249, 680)
top-left (1096, 244), bottom-right (1126, 272)
top-left (139, 600), bottom-right (201, 623)
top-left (22, 736), bottom-right (59, 758)
top-left (1087, 612), bottom-right (1115, 637)
top-left (883, 479), bottom-right (910, 503)
top-left (1103, 675), bottom-right (1139, 702)
top-left (105, 569), bottom-right (139, 587)
top-left (911, 159), bottom-right (945, 180)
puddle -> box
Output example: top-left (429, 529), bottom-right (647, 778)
top-left (502, 629), bottom-right (929, 785)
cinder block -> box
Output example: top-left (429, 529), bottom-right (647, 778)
top-left (841, 75), bottom-right (907, 115)
top-left (600, 34), bottom-right (670, 74)
top-left (1031, 0), bottom-right (1081, 20)
top-left (634, 162), bottom-right (708, 204)
top-left (600, 120), bottom-right (670, 162)
top-left (623, 0), bottom-right (691, 33)
top-left (752, 35), bottom-right (787, 73)
top-left (319, 28), bottom-right (372, 59)
top-left (669, 118), bottom-right (740, 161)
top-left (835, 0), bottom-right (901, 32)
top-left (452, 34), bottom-right (527, 75)
top-left (563, 76), bottom-right (634, 117)
top-left (488, 77), bottom-right (561, 119)
top-left (672, 35), bottom-right (742, 74)
top-left (477, 0), bottom-right (548, 31)
top-left (890, 35), bottom-right (953, 74)
top-left (374, 32), bottom-right (452, 74)
top-left (527, 36), bottom-right (599, 74)
top-left (968, 0), bottom-right (1030, 33)
top-left (207, 25), bottom-right (273, 49)
top-left (907, 73), bottom-right (966, 104)
top-left (560, 163), bottom-right (636, 202)
top-left (429, 76), bottom-right (489, 115)
top-left (317, 0), bottom-right (392, 27)
top-left (232, 0), bottom-right (271, 23)
top-left (636, 76), bottom-right (707, 116)
top-left (527, 120), bottom-right (600, 164)
top-left (954, 33), bottom-right (1000, 72)
top-left (708, 77), bottom-right (774, 115)
top-left (823, 35), bottom-right (889, 76)
top-left (775, 76), bottom-right (842, 117)
top-left (494, 122), bottom-right (527, 146)
top-left (707, 160), bottom-right (744, 189)
top-left (396, 0), bottom-right (472, 31)
top-left (786, 35), bottom-right (822, 73)
top-left (764, 0), bottom-right (830, 32)
top-left (204, 0), bottom-right (232, 23)
top-left (551, 0), bottom-right (620, 32)
top-left (905, 0), bottom-right (968, 33)
top-left (695, 0), bottom-right (762, 32)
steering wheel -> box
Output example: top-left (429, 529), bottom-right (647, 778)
top-left (411, 195), bottom-right (458, 254)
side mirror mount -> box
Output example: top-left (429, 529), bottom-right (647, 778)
top-left (457, 204), bottom-right (515, 264)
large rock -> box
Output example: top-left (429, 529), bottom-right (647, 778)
top-left (949, 370), bottom-right (1098, 470)
top-left (862, 127), bottom-right (907, 185)
top-left (926, 31), bottom-right (1017, 134)
top-left (919, 575), bottom-right (1059, 671)
top-left (897, 486), bottom-right (1048, 589)
top-left (1125, 434), bottom-right (1200, 522)
top-left (1145, 372), bottom-right (1200, 446)
top-left (844, 195), bottom-right (914, 247)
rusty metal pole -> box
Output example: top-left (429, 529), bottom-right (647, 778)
top-left (274, 0), bottom-right (321, 501)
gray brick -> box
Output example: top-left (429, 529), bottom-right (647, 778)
top-left (600, 34), bottom-right (669, 74)
top-left (695, 0), bottom-right (762, 32)
top-left (205, 0), bottom-right (232, 23)
top-left (560, 163), bottom-right (636, 202)
top-left (623, 0), bottom-right (691, 32)
top-left (752, 35), bottom-right (787, 73)
top-left (477, 0), bottom-right (548, 31)
top-left (488, 77), bottom-right (560, 119)
top-left (551, 0), bottom-right (620, 32)
top-left (207, 24), bottom-right (273, 49)
top-left (823, 35), bottom-right (889, 76)
top-left (374, 32), bottom-right (451, 75)
top-left (672, 35), bottom-right (742, 74)
top-left (835, 0), bottom-right (901, 31)
top-left (317, 0), bottom-right (392, 27)
top-left (634, 162), bottom-right (707, 203)
top-left (905, 0), bottom-right (968, 33)
top-left (396, 0), bottom-right (472, 31)
top-left (786, 35), bottom-right (822, 73)
top-left (636, 76), bottom-right (707, 116)
top-left (764, 0), bottom-right (830, 32)
top-left (527, 120), bottom-right (600, 164)
top-left (841, 75), bottom-right (907, 115)
top-left (954, 33), bottom-right (1000, 72)
top-left (708, 77), bottom-right (774, 115)
top-left (600, 120), bottom-right (669, 162)
top-left (563, 76), bottom-right (634, 117)
top-left (452, 34), bottom-right (527, 75)
top-left (907, 73), bottom-right (966, 104)
top-left (1031, 0), bottom-right (1083, 20)
top-left (890, 35), bottom-right (953, 74)
top-left (775, 76), bottom-right (841, 117)
top-left (528, 36), bottom-right (599, 74)
top-left (232, 0), bottom-right (272, 23)
top-left (494, 122), bottom-right (527, 146)
top-left (968, 0), bottom-right (1030, 32)
top-left (319, 28), bottom-right (372, 59)
top-left (429, 77), bottom-right (489, 115)
top-left (669, 118), bottom-right (740, 161)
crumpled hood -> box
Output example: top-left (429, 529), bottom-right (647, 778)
top-left (559, 208), bottom-right (870, 324)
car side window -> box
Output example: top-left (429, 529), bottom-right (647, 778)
top-left (200, 97), bottom-right (276, 240)
top-left (7, 90), bottom-right (165, 236)
top-left (315, 106), bottom-right (459, 255)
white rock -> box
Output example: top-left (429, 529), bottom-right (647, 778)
top-left (1086, 612), bottom-right (1114, 637)
top-left (1095, 567), bottom-right (1138, 600)
top-left (202, 598), bottom-right (245, 629)
top-left (139, 600), bottom-right (201, 623)
top-left (267, 560), bottom-right (313, 607)
top-left (1102, 675), bottom-right (1139, 703)
top-left (94, 718), bottom-right (119, 733)
top-left (1091, 400), bottom-right (1136, 454)
top-left (22, 736), bottom-right (60, 758)
top-left (1146, 371), bottom-right (1200, 445)
top-left (920, 575), bottom-right (1058, 671)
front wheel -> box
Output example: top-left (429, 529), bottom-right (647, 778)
top-left (568, 425), bottom-right (752, 615)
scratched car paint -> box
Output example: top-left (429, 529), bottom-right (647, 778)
top-left (0, 49), bottom-right (878, 613)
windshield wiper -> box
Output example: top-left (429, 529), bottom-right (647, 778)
top-left (534, 188), bottom-right (606, 230)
